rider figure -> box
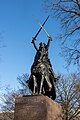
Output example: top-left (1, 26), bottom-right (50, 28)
top-left (31, 36), bottom-right (55, 77)
top-left (28, 36), bottom-right (56, 99)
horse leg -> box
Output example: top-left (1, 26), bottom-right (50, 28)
top-left (39, 74), bottom-right (44, 94)
top-left (45, 75), bottom-right (52, 91)
top-left (32, 75), bottom-right (37, 95)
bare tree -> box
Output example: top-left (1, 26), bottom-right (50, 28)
top-left (61, 46), bottom-right (80, 68)
top-left (0, 88), bottom-right (16, 120)
top-left (0, 86), bottom-right (27, 120)
top-left (17, 73), bottom-right (30, 95)
top-left (56, 73), bottom-right (80, 120)
top-left (1, 88), bottom-right (17, 112)
top-left (0, 74), bottom-right (29, 113)
top-left (44, 0), bottom-right (80, 67)
top-left (0, 73), bottom-right (80, 120)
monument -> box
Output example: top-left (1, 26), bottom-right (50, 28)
top-left (28, 36), bottom-right (56, 100)
top-left (14, 16), bottom-right (62, 120)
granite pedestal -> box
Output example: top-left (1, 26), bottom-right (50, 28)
top-left (14, 95), bottom-right (62, 120)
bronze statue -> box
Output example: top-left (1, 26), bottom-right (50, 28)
top-left (27, 16), bottom-right (56, 100)
top-left (28, 36), bottom-right (56, 100)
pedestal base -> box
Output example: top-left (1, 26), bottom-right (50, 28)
top-left (14, 95), bottom-right (62, 120)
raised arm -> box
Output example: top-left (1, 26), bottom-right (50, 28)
top-left (31, 39), bottom-right (38, 51)
top-left (46, 36), bottom-right (52, 50)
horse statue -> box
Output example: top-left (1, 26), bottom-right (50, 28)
top-left (27, 36), bottom-right (56, 100)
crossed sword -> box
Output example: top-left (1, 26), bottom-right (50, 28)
top-left (32, 16), bottom-right (52, 42)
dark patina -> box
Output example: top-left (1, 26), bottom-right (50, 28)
top-left (27, 17), bottom-right (56, 100)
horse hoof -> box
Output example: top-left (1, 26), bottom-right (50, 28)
top-left (32, 93), bottom-right (37, 95)
top-left (39, 92), bottom-right (41, 95)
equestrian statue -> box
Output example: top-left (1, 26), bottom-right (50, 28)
top-left (27, 16), bottom-right (56, 100)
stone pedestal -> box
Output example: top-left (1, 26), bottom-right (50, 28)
top-left (14, 95), bottom-right (62, 120)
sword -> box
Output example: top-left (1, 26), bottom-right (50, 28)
top-left (33, 16), bottom-right (50, 38)
top-left (32, 16), bottom-right (49, 41)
